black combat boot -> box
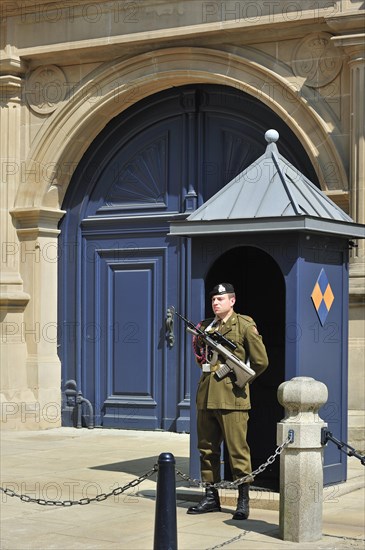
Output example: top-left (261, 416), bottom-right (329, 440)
top-left (232, 483), bottom-right (249, 520)
top-left (187, 486), bottom-right (221, 514)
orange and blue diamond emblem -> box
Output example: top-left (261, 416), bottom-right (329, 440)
top-left (311, 269), bottom-right (334, 326)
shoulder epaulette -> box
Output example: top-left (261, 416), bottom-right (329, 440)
top-left (237, 314), bottom-right (255, 325)
top-left (200, 317), bottom-right (215, 328)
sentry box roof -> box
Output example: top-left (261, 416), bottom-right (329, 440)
top-left (170, 130), bottom-right (365, 240)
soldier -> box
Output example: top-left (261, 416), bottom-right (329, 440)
top-left (187, 283), bottom-right (269, 519)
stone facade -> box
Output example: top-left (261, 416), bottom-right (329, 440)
top-left (0, 1), bottom-right (364, 445)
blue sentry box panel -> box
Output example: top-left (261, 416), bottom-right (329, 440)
top-left (189, 233), bottom-right (348, 488)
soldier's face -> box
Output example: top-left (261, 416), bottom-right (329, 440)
top-left (211, 294), bottom-right (235, 318)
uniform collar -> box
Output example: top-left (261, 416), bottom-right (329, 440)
top-left (216, 312), bottom-right (236, 331)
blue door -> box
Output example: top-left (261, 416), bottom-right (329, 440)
top-left (59, 84), bottom-right (317, 430)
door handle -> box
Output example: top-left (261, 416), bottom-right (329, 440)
top-left (166, 307), bottom-right (175, 348)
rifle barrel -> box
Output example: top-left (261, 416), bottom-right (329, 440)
top-left (172, 308), bottom-right (236, 351)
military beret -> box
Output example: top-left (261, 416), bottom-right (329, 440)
top-left (209, 283), bottom-right (235, 297)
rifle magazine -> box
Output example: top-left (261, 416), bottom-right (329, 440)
top-left (215, 364), bottom-right (231, 379)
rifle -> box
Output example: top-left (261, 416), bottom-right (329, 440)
top-left (171, 307), bottom-right (255, 388)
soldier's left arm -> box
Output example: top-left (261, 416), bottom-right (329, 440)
top-left (244, 324), bottom-right (269, 380)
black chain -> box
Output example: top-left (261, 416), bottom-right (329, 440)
top-left (3, 429), bottom-right (363, 510)
top-left (205, 530), bottom-right (251, 550)
top-left (322, 428), bottom-right (365, 465)
top-left (0, 431), bottom-right (295, 506)
top-left (176, 431), bottom-right (294, 489)
top-left (0, 465), bottom-right (158, 506)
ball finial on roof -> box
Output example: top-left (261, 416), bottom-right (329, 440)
top-left (265, 129), bottom-right (279, 143)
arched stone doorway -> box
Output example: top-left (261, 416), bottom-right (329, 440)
top-left (59, 83), bottom-right (316, 431)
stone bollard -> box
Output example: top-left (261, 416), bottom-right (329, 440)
top-left (277, 376), bottom-right (328, 543)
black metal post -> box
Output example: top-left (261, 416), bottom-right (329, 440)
top-left (153, 452), bottom-right (178, 550)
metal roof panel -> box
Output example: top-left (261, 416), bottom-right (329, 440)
top-left (187, 130), bottom-right (353, 224)
top-left (171, 130), bottom-right (365, 239)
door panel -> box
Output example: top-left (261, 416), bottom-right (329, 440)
top-left (91, 119), bottom-right (184, 216)
top-left (91, 245), bottom-right (165, 429)
top-left (201, 114), bottom-right (262, 200)
top-left (80, 227), bottom-right (181, 429)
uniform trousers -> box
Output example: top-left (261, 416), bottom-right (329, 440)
top-left (197, 408), bottom-right (252, 483)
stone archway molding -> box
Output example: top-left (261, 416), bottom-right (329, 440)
top-left (14, 46), bottom-right (347, 212)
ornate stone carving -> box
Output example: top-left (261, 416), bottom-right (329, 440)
top-left (292, 33), bottom-right (342, 88)
top-left (25, 65), bottom-right (67, 114)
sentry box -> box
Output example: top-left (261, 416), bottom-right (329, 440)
top-left (170, 130), bottom-right (365, 490)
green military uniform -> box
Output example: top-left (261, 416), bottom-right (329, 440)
top-left (195, 313), bottom-right (269, 483)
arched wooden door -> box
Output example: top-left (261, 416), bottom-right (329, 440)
top-left (59, 84), bottom-right (318, 430)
